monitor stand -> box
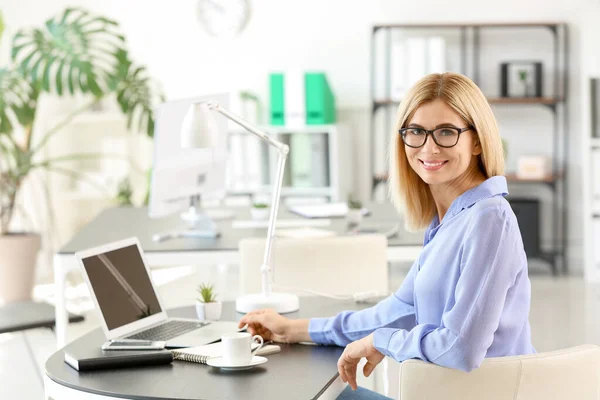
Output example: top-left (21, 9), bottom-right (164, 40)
top-left (152, 195), bottom-right (221, 242)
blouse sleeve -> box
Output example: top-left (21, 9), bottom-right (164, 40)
top-left (372, 206), bottom-right (525, 372)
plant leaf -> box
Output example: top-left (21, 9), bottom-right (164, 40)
top-left (0, 68), bottom-right (37, 135)
top-left (0, 10), bottom-right (5, 49)
top-left (111, 51), bottom-right (163, 137)
top-left (11, 7), bottom-right (125, 96)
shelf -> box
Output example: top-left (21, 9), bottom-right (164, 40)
top-left (369, 21), bottom-right (568, 275)
top-left (372, 173), bottom-right (560, 186)
top-left (505, 173), bottom-right (561, 184)
top-left (374, 97), bottom-right (562, 108)
top-left (374, 22), bottom-right (565, 29)
top-left (373, 173), bottom-right (389, 185)
top-left (591, 138), bottom-right (600, 148)
top-left (488, 97), bottom-right (563, 105)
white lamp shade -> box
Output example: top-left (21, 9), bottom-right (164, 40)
top-left (181, 103), bottom-right (219, 149)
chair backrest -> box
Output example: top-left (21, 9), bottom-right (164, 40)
top-left (238, 235), bottom-right (388, 295)
top-left (398, 344), bottom-right (600, 400)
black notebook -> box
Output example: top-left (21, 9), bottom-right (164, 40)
top-left (64, 340), bottom-right (173, 371)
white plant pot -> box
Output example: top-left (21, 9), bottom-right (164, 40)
top-left (250, 207), bottom-right (270, 221)
top-left (196, 301), bottom-right (223, 321)
top-left (346, 209), bottom-right (363, 225)
top-left (0, 233), bottom-right (41, 303)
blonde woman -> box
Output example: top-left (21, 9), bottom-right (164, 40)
top-left (239, 72), bottom-right (535, 399)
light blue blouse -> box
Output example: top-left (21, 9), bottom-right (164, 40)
top-left (309, 176), bottom-right (535, 372)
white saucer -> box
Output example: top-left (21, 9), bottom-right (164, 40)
top-left (207, 356), bottom-right (268, 371)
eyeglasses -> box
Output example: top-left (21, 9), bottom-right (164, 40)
top-left (399, 126), bottom-right (472, 148)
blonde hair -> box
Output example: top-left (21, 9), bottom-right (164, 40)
top-left (388, 72), bottom-right (505, 231)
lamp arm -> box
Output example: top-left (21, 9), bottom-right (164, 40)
top-left (208, 102), bottom-right (288, 154)
top-left (206, 102), bottom-right (288, 298)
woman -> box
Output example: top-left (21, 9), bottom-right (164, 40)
top-left (238, 72), bottom-right (535, 399)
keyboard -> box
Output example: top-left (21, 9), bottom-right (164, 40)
top-left (126, 320), bottom-right (209, 341)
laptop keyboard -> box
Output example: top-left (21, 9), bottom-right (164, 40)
top-left (126, 320), bottom-right (209, 341)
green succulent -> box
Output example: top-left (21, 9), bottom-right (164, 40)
top-left (197, 283), bottom-right (217, 303)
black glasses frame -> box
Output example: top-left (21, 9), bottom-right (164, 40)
top-left (399, 126), bottom-right (472, 148)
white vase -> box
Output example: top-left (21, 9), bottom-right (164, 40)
top-left (250, 207), bottom-right (270, 220)
top-left (346, 209), bottom-right (363, 225)
top-left (0, 233), bottom-right (41, 303)
top-left (196, 301), bottom-right (223, 321)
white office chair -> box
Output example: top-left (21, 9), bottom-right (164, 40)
top-left (238, 235), bottom-right (388, 296)
top-left (239, 234), bottom-right (391, 393)
top-left (397, 344), bottom-right (600, 400)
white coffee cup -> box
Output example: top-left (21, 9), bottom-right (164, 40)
top-left (221, 332), bottom-right (264, 366)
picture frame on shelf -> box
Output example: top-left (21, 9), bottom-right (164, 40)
top-left (500, 61), bottom-right (543, 98)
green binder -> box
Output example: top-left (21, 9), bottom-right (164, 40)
top-left (305, 73), bottom-right (336, 125)
top-left (269, 73), bottom-right (285, 126)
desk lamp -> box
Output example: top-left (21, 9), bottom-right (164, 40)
top-left (181, 102), bottom-right (300, 313)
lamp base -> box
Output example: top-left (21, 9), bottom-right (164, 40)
top-left (235, 292), bottom-right (300, 314)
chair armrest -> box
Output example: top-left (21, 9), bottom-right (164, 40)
top-left (397, 345), bottom-right (600, 400)
top-left (398, 358), bottom-right (521, 400)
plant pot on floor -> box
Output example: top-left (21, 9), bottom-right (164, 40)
top-left (196, 301), bottom-right (223, 321)
top-left (0, 233), bottom-right (41, 303)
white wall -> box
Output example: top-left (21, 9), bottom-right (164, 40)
top-left (1, 0), bottom-right (595, 272)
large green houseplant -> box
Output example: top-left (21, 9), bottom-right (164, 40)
top-left (0, 8), bottom-right (163, 302)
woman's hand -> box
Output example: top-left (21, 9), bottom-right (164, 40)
top-left (238, 309), bottom-right (310, 343)
top-left (337, 333), bottom-right (385, 391)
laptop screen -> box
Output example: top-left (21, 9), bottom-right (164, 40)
top-left (81, 244), bottom-right (162, 330)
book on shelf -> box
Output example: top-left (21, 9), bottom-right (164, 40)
top-left (228, 133), bottom-right (269, 190)
top-left (290, 134), bottom-right (313, 187)
top-left (406, 37), bottom-right (428, 95)
top-left (593, 150), bottom-right (600, 199)
top-left (289, 133), bottom-right (329, 188)
top-left (310, 133), bottom-right (330, 187)
top-left (594, 220), bottom-right (600, 266)
top-left (388, 35), bottom-right (446, 101)
top-left (284, 70), bottom-right (306, 128)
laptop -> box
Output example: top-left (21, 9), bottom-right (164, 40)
top-left (76, 237), bottom-right (240, 348)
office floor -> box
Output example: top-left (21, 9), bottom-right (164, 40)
top-left (2, 262), bottom-right (600, 399)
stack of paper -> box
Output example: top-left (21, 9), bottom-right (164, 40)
top-left (288, 203), bottom-right (369, 219)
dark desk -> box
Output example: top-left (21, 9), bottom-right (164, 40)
top-left (53, 203), bottom-right (423, 347)
top-left (45, 297), bottom-right (374, 400)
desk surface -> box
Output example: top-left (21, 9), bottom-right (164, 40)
top-left (59, 203), bottom-right (423, 254)
top-left (45, 297), bottom-right (374, 400)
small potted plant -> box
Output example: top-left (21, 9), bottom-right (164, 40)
top-left (346, 194), bottom-right (363, 225)
top-left (250, 202), bottom-right (270, 220)
top-left (196, 283), bottom-right (222, 321)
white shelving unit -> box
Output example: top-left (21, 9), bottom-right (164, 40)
top-left (583, 78), bottom-right (600, 282)
top-left (226, 124), bottom-right (352, 203)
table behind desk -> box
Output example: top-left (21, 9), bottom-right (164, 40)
top-left (45, 298), bottom-right (376, 400)
top-left (53, 203), bottom-right (423, 348)
top-left (58, 203), bottom-right (423, 255)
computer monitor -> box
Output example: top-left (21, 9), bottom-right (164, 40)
top-left (149, 94), bottom-right (230, 241)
